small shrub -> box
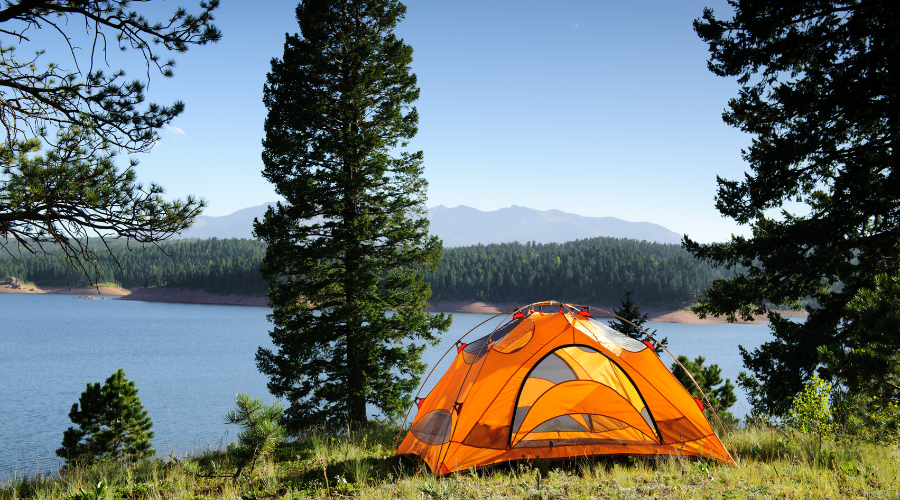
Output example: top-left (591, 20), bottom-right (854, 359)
top-left (76, 481), bottom-right (108, 500)
top-left (787, 375), bottom-right (835, 445)
top-left (832, 389), bottom-right (900, 443)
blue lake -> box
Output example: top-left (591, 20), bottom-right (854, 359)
top-left (0, 294), bottom-right (778, 480)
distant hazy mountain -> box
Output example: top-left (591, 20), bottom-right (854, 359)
top-left (427, 205), bottom-right (682, 246)
top-left (176, 203), bottom-right (682, 245)
top-left (175, 203), bottom-right (276, 240)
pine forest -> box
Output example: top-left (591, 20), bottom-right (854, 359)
top-left (0, 238), bottom-right (269, 296)
top-left (0, 237), bottom-right (735, 306)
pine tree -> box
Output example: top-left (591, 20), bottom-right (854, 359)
top-left (254, 0), bottom-right (451, 430)
top-left (224, 393), bottom-right (285, 483)
top-left (608, 288), bottom-right (667, 354)
top-left (671, 355), bottom-right (737, 426)
top-left (821, 272), bottom-right (900, 408)
top-left (687, 0), bottom-right (900, 415)
top-left (57, 369), bottom-right (155, 464)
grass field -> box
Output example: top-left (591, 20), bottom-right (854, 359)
top-left (3, 424), bottom-right (899, 499)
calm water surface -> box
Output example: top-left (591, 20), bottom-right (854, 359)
top-left (0, 294), bottom-right (777, 479)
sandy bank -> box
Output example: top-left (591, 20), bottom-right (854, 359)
top-left (117, 287), bottom-right (269, 307)
top-left (0, 284), bottom-right (130, 295)
top-left (425, 301), bottom-right (524, 315)
top-left (645, 309), bottom-right (806, 324)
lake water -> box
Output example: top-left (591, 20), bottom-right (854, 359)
top-left (0, 294), bottom-right (777, 480)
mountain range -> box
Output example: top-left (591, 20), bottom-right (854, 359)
top-left (176, 203), bottom-right (683, 245)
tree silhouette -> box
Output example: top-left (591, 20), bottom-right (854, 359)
top-left (608, 288), bottom-right (667, 354)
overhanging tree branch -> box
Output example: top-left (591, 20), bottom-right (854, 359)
top-left (0, 0), bottom-right (220, 285)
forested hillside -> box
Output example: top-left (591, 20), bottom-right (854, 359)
top-left (0, 239), bottom-right (268, 296)
top-left (0, 237), bottom-right (733, 306)
top-left (427, 239), bottom-right (733, 306)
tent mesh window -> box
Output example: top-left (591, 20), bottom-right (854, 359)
top-left (462, 316), bottom-right (535, 364)
top-left (411, 409), bottom-right (453, 445)
top-left (511, 345), bottom-right (660, 448)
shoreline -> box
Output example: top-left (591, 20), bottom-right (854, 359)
top-left (0, 284), bottom-right (131, 295)
top-left (118, 287), bottom-right (268, 306)
top-left (2, 285), bottom-right (808, 323)
top-left (424, 300), bottom-right (806, 324)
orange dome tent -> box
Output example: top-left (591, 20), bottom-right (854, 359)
top-left (396, 301), bottom-right (736, 474)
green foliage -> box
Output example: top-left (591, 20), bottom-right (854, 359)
top-left (608, 288), bottom-right (668, 353)
top-left (831, 390), bottom-right (900, 443)
top-left (57, 369), bottom-right (155, 465)
top-left (736, 370), bottom-right (770, 422)
top-left (76, 481), bottom-right (108, 500)
top-left (0, 238), bottom-right (268, 295)
top-left (429, 238), bottom-right (737, 307)
top-left (0, 1), bottom-right (219, 277)
top-left (224, 393), bottom-right (285, 483)
top-left (787, 376), bottom-right (835, 444)
top-left (671, 355), bottom-right (737, 426)
top-left (254, 0), bottom-right (451, 429)
top-left (686, 1), bottom-right (900, 416)
top-left (820, 272), bottom-right (900, 408)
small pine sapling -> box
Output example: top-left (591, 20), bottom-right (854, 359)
top-left (225, 393), bottom-right (285, 483)
top-left (56, 369), bottom-right (154, 464)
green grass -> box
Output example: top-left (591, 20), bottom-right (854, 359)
top-left (91, 283), bottom-right (121, 289)
top-left (5, 278), bottom-right (37, 287)
top-left (3, 425), bottom-right (898, 499)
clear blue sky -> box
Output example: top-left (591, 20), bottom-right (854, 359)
top-left (46, 0), bottom-right (754, 243)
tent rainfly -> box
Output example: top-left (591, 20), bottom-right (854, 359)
top-left (396, 302), bottom-right (736, 474)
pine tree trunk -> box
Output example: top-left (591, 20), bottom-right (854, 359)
top-left (344, 93), bottom-right (368, 425)
top-left (346, 329), bottom-right (369, 425)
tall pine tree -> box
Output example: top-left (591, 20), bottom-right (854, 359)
top-left (254, 0), bottom-right (451, 430)
top-left (687, 1), bottom-right (900, 415)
